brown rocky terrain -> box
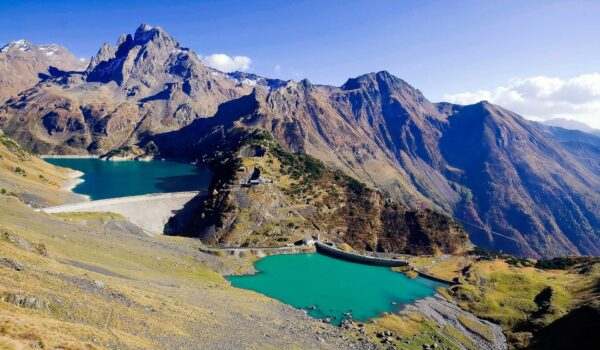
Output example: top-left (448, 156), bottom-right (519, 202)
top-left (0, 25), bottom-right (253, 154)
top-left (245, 73), bottom-right (600, 258)
top-left (155, 126), bottom-right (469, 254)
top-left (149, 73), bottom-right (600, 258)
top-left (0, 40), bottom-right (87, 103)
top-left (0, 25), bottom-right (598, 258)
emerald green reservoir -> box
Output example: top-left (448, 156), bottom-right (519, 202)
top-left (227, 253), bottom-right (442, 324)
top-left (45, 158), bottom-right (211, 200)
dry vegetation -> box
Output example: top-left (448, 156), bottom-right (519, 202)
top-left (195, 130), bottom-right (469, 255)
top-left (0, 135), bottom-right (366, 349)
top-left (402, 253), bottom-right (600, 349)
top-left (0, 134), bottom-right (82, 207)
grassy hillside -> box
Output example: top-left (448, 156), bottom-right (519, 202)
top-left (0, 134), bottom-right (366, 349)
top-left (0, 132), bottom-right (82, 207)
top-left (0, 186), bottom-right (373, 349)
top-left (406, 253), bottom-right (600, 349)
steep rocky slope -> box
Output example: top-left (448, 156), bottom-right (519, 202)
top-left (152, 118), bottom-right (469, 254)
top-left (0, 40), bottom-right (86, 103)
top-left (436, 102), bottom-right (600, 257)
top-left (148, 72), bottom-right (600, 258)
top-left (0, 24), bottom-right (253, 155)
top-left (1, 25), bottom-right (598, 258)
top-left (253, 77), bottom-right (600, 258)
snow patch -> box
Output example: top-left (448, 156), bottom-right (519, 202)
top-left (1, 39), bottom-right (31, 52)
top-left (241, 78), bottom-right (258, 86)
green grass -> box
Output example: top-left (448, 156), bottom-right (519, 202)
top-left (457, 314), bottom-right (495, 343)
top-left (444, 324), bottom-right (477, 350)
top-left (451, 262), bottom-right (574, 330)
top-left (0, 135), bottom-right (32, 161)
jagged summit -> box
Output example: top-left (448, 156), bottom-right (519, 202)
top-left (342, 70), bottom-right (409, 89)
top-left (133, 24), bottom-right (168, 44)
top-left (0, 39), bottom-right (33, 52)
top-left (340, 70), bottom-right (429, 109)
top-left (85, 23), bottom-right (183, 85)
top-left (0, 24), bottom-right (599, 258)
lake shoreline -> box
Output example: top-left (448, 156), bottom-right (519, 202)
top-left (62, 170), bottom-right (90, 201)
top-left (44, 157), bottom-right (212, 200)
top-left (41, 154), bottom-right (100, 159)
top-left (227, 252), bottom-right (443, 326)
top-left (40, 154), bottom-right (202, 166)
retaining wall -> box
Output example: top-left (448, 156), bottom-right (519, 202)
top-left (315, 242), bottom-right (409, 267)
top-left (199, 245), bottom-right (315, 258)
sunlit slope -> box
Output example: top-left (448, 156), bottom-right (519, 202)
top-left (0, 131), bottom-right (81, 206)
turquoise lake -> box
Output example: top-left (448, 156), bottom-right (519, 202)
top-left (227, 253), bottom-right (443, 324)
top-left (45, 158), bottom-right (211, 200)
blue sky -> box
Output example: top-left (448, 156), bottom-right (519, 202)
top-left (1, 0), bottom-right (600, 126)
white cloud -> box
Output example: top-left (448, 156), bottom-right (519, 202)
top-left (274, 64), bottom-right (282, 74)
top-left (201, 53), bottom-right (252, 72)
top-left (443, 73), bottom-right (600, 129)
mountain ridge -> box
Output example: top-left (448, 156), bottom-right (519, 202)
top-left (0, 24), bottom-right (598, 258)
top-left (0, 39), bottom-right (87, 103)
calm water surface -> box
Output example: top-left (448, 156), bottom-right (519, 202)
top-left (45, 158), bottom-right (211, 200)
top-left (227, 253), bottom-right (442, 324)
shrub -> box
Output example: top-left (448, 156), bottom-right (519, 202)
top-left (14, 167), bottom-right (26, 176)
top-left (535, 257), bottom-right (581, 270)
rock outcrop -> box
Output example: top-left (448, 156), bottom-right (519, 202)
top-left (154, 123), bottom-right (469, 254)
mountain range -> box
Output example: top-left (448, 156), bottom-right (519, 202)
top-left (0, 24), bottom-right (598, 258)
top-left (541, 118), bottom-right (600, 136)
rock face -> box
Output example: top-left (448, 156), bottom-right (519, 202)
top-left (0, 40), bottom-right (87, 103)
top-left (154, 126), bottom-right (469, 254)
top-left (0, 24), bottom-right (253, 155)
top-left (1, 25), bottom-right (598, 257)
top-left (154, 73), bottom-right (600, 258)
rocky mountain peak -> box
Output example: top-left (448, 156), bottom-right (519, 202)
top-left (1, 39), bottom-right (33, 52)
top-left (225, 71), bottom-right (287, 90)
top-left (0, 40), bottom-right (78, 64)
top-left (85, 24), bottom-right (184, 86)
top-left (343, 70), bottom-right (400, 88)
top-left (133, 24), bottom-right (175, 47)
top-left (341, 70), bottom-right (427, 103)
top-left (0, 39), bottom-right (87, 102)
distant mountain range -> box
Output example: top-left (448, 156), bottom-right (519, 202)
top-left (541, 118), bottom-right (600, 136)
top-left (0, 24), bottom-right (598, 258)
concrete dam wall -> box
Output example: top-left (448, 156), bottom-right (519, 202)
top-left (41, 191), bottom-right (202, 235)
top-left (315, 242), bottom-right (409, 267)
